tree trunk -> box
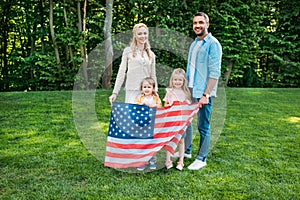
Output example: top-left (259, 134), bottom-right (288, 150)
top-left (155, 0), bottom-right (162, 35)
top-left (63, 0), bottom-right (75, 69)
top-left (1, 4), bottom-right (10, 90)
top-left (49, 0), bottom-right (61, 72)
top-left (224, 60), bottom-right (233, 86)
top-left (78, 0), bottom-right (89, 89)
top-left (39, 0), bottom-right (45, 53)
top-left (102, 0), bottom-right (113, 89)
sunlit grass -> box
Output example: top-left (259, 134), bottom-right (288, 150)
top-left (0, 88), bottom-right (299, 199)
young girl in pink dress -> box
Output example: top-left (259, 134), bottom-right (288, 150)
top-left (163, 68), bottom-right (191, 170)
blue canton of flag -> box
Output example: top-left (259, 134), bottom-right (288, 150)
top-left (108, 103), bottom-right (156, 139)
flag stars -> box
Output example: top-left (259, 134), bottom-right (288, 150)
top-left (108, 103), bottom-right (155, 139)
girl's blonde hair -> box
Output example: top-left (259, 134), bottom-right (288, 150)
top-left (140, 77), bottom-right (156, 94)
top-left (130, 23), bottom-right (151, 59)
top-left (169, 68), bottom-right (191, 100)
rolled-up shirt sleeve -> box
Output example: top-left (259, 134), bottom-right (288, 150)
top-left (208, 41), bottom-right (222, 80)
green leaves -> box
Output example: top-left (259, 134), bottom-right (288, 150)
top-left (0, 0), bottom-right (299, 90)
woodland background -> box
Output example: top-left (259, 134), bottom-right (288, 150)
top-left (0, 0), bottom-right (299, 91)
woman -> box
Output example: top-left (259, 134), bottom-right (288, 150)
top-left (109, 23), bottom-right (157, 104)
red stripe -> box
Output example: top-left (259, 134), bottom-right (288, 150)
top-left (105, 151), bottom-right (154, 159)
top-left (155, 110), bottom-right (194, 118)
top-left (168, 136), bottom-right (180, 145)
top-left (104, 161), bottom-right (147, 168)
top-left (154, 121), bottom-right (185, 128)
top-left (162, 145), bottom-right (175, 155)
top-left (106, 141), bottom-right (166, 149)
top-left (154, 131), bottom-right (181, 138)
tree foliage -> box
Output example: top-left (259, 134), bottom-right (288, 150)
top-left (0, 0), bottom-right (299, 91)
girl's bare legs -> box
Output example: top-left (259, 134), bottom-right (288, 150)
top-left (176, 138), bottom-right (185, 170)
top-left (165, 151), bottom-right (173, 169)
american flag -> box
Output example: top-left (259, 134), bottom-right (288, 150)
top-left (104, 101), bottom-right (199, 168)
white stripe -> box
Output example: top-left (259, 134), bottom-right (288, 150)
top-left (165, 141), bottom-right (177, 149)
top-left (155, 115), bottom-right (190, 123)
top-left (106, 146), bottom-right (162, 154)
top-left (155, 115), bottom-right (187, 122)
top-left (107, 135), bottom-right (174, 144)
top-left (154, 126), bottom-right (183, 134)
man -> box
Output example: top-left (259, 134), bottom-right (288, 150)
top-left (186, 12), bottom-right (222, 170)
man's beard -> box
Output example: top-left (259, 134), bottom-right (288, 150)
top-left (197, 30), bottom-right (205, 36)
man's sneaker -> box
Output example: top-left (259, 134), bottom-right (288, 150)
top-left (149, 162), bottom-right (156, 170)
top-left (171, 152), bottom-right (192, 159)
top-left (187, 159), bottom-right (207, 170)
top-left (137, 165), bottom-right (148, 171)
top-left (184, 153), bottom-right (192, 158)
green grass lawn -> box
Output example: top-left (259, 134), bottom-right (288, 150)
top-left (0, 88), bottom-right (299, 199)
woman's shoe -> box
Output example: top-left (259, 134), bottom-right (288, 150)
top-left (176, 162), bottom-right (184, 171)
top-left (165, 161), bottom-right (173, 169)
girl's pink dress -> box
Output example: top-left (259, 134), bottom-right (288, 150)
top-left (163, 88), bottom-right (190, 106)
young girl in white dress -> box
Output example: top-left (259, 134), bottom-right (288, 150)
top-left (163, 68), bottom-right (191, 170)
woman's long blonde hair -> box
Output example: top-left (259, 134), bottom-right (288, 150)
top-left (169, 68), bottom-right (191, 101)
top-left (130, 23), bottom-right (151, 59)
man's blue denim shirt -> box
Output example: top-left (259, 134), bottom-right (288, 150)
top-left (186, 33), bottom-right (222, 98)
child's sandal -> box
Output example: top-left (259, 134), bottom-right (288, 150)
top-left (165, 161), bottom-right (173, 170)
top-left (176, 162), bottom-right (184, 171)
